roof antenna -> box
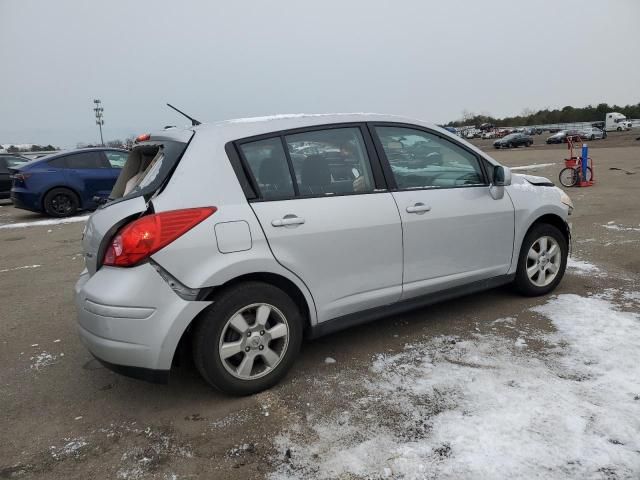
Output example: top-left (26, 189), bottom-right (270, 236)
top-left (166, 103), bottom-right (201, 126)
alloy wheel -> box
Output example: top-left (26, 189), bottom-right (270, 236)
top-left (218, 303), bottom-right (289, 380)
top-left (526, 236), bottom-right (562, 287)
top-left (51, 194), bottom-right (73, 215)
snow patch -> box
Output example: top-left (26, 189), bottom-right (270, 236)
top-left (0, 215), bottom-right (89, 229)
top-left (30, 351), bottom-right (58, 370)
top-left (270, 294), bottom-right (640, 479)
top-left (566, 257), bottom-right (601, 275)
top-left (602, 223), bottom-right (640, 232)
top-left (50, 438), bottom-right (88, 460)
top-left (514, 337), bottom-right (527, 348)
top-left (222, 113), bottom-right (378, 124)
top-left (324, 357), bottom-right (337, 364)
top-left (0, 264), bottom-right (41, 273)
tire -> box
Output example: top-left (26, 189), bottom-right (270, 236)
top-left (559, 167), bottom-right (578, 187)
top-left (590, 135), bottom-right (595, 140)
top-left (617, 127), bottom-right (622, 131)
top-left (525, 141), bottom-right (532, 147)
top-left (514, 223), bottom-right (568, 296)
top-left (43, 187), bottom-right (79, 217)
top-left (192, 281), bottom-right (303, 395)
top-left (508, 143), bottom-right (514, 149)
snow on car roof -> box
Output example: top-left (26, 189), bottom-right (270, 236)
top-left (193, 113), bottom-right (441, 142)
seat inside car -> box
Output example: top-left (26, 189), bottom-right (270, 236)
top-left (258, 155), bottom-right (291, 198)
top-left (300, 155), bottom-right (331, 195)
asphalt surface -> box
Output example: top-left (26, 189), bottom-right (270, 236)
top-left (0, 131), bottom-right (639, 479)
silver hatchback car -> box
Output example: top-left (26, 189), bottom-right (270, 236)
top-left (75, 114), bottom-right (573, 395)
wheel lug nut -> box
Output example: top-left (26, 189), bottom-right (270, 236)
top-left (247, 332), bottom-right (251, 337)
top-left (260, 330), bottom-right (265, 336)
top-left (245, 347), bottom-right (250, 352)
top-left (259, 345), bottom-right (264, 350)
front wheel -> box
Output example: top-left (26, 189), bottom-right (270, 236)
top-left (590, 134), bottom-right (595, 140)
top-left (514, 224), bottom-right (568, 296)
top-left (192, 282), bottom-right (303, 395)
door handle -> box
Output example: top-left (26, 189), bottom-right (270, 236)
top-left (271, 215), bottom-right (305, 227)
top-left (406, 203), bottom-right (431, 214)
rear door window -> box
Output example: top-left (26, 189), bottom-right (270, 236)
top-left (284, 127), bottom-right (374, 196)
top-left (48, 157), bottom-right (68, 168)
top-left (65, 152), bottom-right (110, 169)
top-left (239, 138), bottom-right (295, 199)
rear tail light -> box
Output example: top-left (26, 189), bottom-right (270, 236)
top-left (103, 207), bottom-right (216, 267)
top-left (13, 173), bottom-right (31, 182)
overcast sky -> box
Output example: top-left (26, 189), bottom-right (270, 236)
top-left (1, 0), bottom-right (638, 147)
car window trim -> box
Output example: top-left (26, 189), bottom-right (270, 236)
top-left (367, 122), bottom-right (491, 192)
top-left (279, 136), bottom-right (300, 197)
top-left (230, 122), bottom-right (390, 202)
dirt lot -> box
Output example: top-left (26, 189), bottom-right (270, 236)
top-left (1, 132), bottom-right (639, 479)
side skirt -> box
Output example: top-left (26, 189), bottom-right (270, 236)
top-left (307, 274), bottom-right (516, 339)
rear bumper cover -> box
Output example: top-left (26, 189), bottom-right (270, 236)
top-left (10, 190), bottom-right (41, 212)
top-left (93, 355), bottom-right (169, 384)
top-left (75, 263), bottom-right (211, 376)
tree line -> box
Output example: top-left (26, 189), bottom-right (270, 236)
top-left (6, 144), bottom-right (57, 153)
top-left (446, 102), bottom-right (640, 127)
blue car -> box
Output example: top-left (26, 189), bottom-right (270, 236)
top-left (10, 148), bottom-right (128, 217)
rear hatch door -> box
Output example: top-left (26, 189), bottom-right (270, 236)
top-left (82, 131), bottom-right (193, 275)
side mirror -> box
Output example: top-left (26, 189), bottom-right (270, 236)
top-left (493, 165), bottom-right (512, 186)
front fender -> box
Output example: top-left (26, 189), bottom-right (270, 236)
top-left (506, 175), bottom-right (571, 274)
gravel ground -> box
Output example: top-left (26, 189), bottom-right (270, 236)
top-left (0, 133), bottom-right (639, 479)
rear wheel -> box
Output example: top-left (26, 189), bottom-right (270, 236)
top-left (514, 223), bottom-right (567, 296)
top-left (43, 187), bottom-right (79, 217)
top-left (192, 282), bottom-right (303, 395)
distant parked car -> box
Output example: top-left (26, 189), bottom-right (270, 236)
top-left (0, 154), bottom-right (29, 199)
top-left (482, 131), bottom-right (496, 139)
top-left (10, 148), bottom-right (128, 217)
top-left (523, 128), bottom-right (543, 136)
top-left (579, 127), bottom-right (605, 141)
top-left (493, 133), bottom-right (533, 149)
top-left (546, 130), bottom-right (582, 144)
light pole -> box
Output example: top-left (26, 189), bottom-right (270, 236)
top-left (93, 99), bottom-right (104, 146)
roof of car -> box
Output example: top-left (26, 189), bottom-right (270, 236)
top-left (23, 147), bottom-right (128, 166)
top-left (172, 113), bottom-right (442, 143)
top-left (146, 113), bottom-right (499, 165)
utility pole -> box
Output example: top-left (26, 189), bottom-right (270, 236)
top-left (93, 99), bottom-right (104, 146)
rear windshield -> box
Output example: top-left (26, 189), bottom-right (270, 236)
top-left (108, 138), bottom-right (190, 203)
